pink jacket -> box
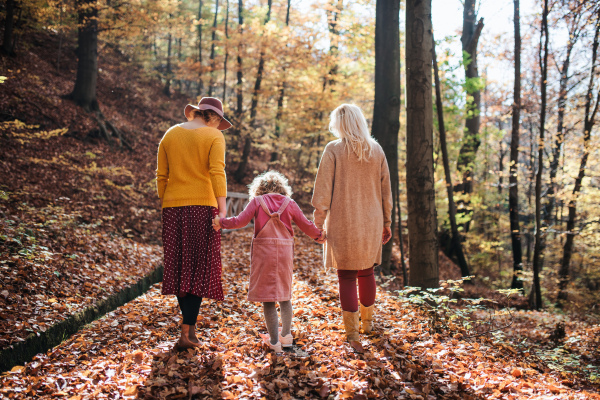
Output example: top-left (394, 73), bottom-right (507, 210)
top-left (220, 193), bottom-right (322, 240)
top-left (220, 193), bottom-right (322, 302)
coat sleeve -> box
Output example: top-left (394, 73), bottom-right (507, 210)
top-left (290, 201), bottom-right (322, 240)
top-left (220, 198), bottom-right (257, 230)
top-left (311, 145), bottom-right (335, 230)
top-left (156, 138), bottom-right (169, 199)
top-left (381, 152), bottom-right (393, 228)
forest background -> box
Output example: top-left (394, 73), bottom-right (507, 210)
top-left (1, 0), bottom-right (600, 396)
top-left (1, 0), bottom-right (600, 325)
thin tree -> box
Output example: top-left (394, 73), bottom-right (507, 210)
top-left (433, 36), bottom-right (470, 278)
top-left (372, 0), bottom-right (401, 275)
top-left (509, 0), bottom-right (523, 290)
top-left (2, 0), bottom-right (16, 55)
top-left (208, 0), bottom-right (220, 96)
top-left (406, 0), bottom-right (439, 289)
top-left (197, 0), bottom-right (204, 95)
top-left (164, 26), bottom-right (173, 96)
top-left (455, 0), bottom-right (484, 232)
top-left (271, 0), bottom-right (292, 163)
top-left (222, 0), bottom-right (230, 100)
top-left (235, 0), bottom-right (272, 182)
top-left (531, 0), bottom-right (550, 310)
top-left (557, 10), bottom-right (600, 306)
top-left (235, 0), bottom-right (244, 119)
top-left (544, 2), bottom-right (585, 230)
top-left (324, 0), bottom-right (344, 91)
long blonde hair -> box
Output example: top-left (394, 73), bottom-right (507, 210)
top-left (328, 104), bottom-right (375, 161)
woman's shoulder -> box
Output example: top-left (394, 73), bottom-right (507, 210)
top-left (165, 125), bottom-right (222, 136)
top-left (371, 140), bottom-right (385, 155)
top-left (323, 139), bottom-right (344, 154)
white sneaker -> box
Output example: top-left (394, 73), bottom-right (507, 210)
top-left (279, 333), bottom-right (293, 348)
top-left (262, 336), bottom-right (282, 352)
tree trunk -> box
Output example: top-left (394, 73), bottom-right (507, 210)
top-left (455, 0), bottom-right (484, 233)
top-left (324, 0), bottom-right (344, 90)
top-left (208, 0), bottom-right (220, 97)
top-left (271, 0), bottom-right (292, 163)
top-left (433, 37), bottom-right (470, 278)
top-left (236, 0), bottom-right (244, 117)
top-left (397, 187), bottom-right (408, 286)
top-left (530, 0), bottom-right (550, 310)
top-left (406, 0), bottom-right (438, 289)
top-left (557, 12), bottom-right (600, 306)
top-left (70, 0), bottom-right (100, 112)
top-left (222, 0), bottom-right (229, 100)
top-left (164, 30), bottom-right (172, 96)
top-left (2, 0), bottom-right (16, 55)
top-left (197, 0), bottom-right (204, 96)
top-left (372, 0), bottom-right (401, 275)
top-left (544, 11), bottom-right (582, 230)
top-left (234, 0), bottom-right (271, 182)
top-left (509, 0), bottom-right (523, 290)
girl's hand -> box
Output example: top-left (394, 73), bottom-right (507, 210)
top-left (315, 229), bottom-right (327, 244)
top-left (382, 227), bottom-right (392, 244)
top-left (212, 216), bottom-right (222, 231)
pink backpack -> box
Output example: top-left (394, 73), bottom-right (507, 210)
top-left (247, 195), bottom-right (295, 302)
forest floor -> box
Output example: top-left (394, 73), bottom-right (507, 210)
top-left (0, 230), bottom-right (599, 399)
top-left (1, 29), bottom-right (599, 399)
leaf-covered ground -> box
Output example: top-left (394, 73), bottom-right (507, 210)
top-left (1, 230), bottom-right (599, 399)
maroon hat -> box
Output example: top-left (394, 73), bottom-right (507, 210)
top-left (184, 97), bottom-right (233, 130)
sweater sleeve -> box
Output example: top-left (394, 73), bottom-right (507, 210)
top-left (311, 146), bottom-right (335, 230)
top-left (220, 198), bottom-right (257, 230)
top-left (209, 133), bottom-right (227, 198)
top-left (290, 201), bottom-right (322, 240)
top-left (156, 139), bottom-right (169, 199)
top-left (381, 152), bottom-right (393, 228)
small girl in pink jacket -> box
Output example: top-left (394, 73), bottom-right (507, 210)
top-left (212, 171), bottom-right (325, 352)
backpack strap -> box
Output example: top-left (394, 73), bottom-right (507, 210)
top-left (276, 197), bottom-right (292, 215)
top-left (256, 196), bottom-right (273, 217)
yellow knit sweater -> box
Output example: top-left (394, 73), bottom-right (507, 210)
top-left (156, 125), bottom-right (227, 208)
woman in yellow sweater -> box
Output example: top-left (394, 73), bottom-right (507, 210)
top-left (156, 97), bottom-right (232, 349)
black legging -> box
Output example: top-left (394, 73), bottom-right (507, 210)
top-left (177, 294), bottom-right (202, 325)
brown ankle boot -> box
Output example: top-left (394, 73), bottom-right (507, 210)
top-left (177, 325), bottom-right (200, 350)
top-left (342, 310), bottom-right (364, 353)
top-left (188, 324), bottom-right (200, 345)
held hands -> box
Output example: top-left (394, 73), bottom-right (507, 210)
top-left (315, 229), bottom-right (327, 244)
top-left (212, 216), bottom-right (222, 231)
top-left (382, 227), bottom-right (392, 245)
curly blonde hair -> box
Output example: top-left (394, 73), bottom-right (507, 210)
top-left (248, 171), bottom-right (293, 199)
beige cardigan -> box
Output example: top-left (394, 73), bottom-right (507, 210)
top-left (311, 139), bottom-right (393, 270)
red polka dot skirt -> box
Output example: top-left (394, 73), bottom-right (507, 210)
top-left (161, 205), bottom-right (224, 300)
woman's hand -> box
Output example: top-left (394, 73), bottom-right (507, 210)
top-left (315, 229), bottom-right (327, 244)
top-left (212, 216), bottom-right (222, 231)
top-left (216, 197), bottom-right (227, 220)
top-left (382, 227), bottom-right (392, 245)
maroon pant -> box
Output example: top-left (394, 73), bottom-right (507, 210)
top-left (337, 267), bottom-right (376, 312)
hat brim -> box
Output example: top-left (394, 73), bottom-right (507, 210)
top-left (184, 104), bottom-right (233, 131)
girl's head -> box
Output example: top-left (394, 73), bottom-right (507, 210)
top-left (329, 104), bottom-right (375, 161)
top-left (248, 171), bottom-right (293, 199)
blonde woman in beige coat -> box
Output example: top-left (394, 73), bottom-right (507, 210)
top-left (312, 104), bottom-right (393, 353)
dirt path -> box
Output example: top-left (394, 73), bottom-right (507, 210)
top-left (1, 230), bottom-right (598, 399)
